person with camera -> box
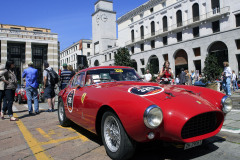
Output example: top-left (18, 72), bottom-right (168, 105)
top-left (159, 61), bottom-right (174, 84)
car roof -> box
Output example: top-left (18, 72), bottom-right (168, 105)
top-left (78, 66), bottom-right (133, 73)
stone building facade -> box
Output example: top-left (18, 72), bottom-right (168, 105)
top-left (0, 24), bottom-right (58, 83)
top-left (89, 0), bottom-right (240, 76)
top-left (60, 39), bottom-right (92, 70)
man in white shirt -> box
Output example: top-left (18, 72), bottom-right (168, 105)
top-left (222, 62), bottom-right (232, 96)
top-left (144, 70), bottom-right (152, 82)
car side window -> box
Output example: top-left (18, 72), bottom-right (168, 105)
top-left (72, 72), bottom-right (85, 87)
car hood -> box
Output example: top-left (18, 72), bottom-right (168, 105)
top-left (97, 81), bottom-right (222, 114)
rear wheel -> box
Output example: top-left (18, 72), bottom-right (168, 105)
top-left (18, 95), bottom-right (22, 104)
top-left (58, 98), bottom-right (71, 127)
top-left (101, 111), bottom-right (136, 160)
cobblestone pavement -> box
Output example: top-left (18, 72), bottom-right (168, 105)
top-left (0, 90), bottom-right (239, 160)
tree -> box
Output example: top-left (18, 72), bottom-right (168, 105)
top-left (114, 47), bottom-right (132, 67)
top-left (203, 53), bottom-right (222, 82)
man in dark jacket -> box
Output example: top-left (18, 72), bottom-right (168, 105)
top-left (179, 68), bottom-right (186, 85)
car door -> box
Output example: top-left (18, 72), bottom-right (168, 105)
top-left (68, 72), bottom-right (86, 124)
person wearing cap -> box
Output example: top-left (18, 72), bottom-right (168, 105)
top-left (22, 61), bottom-right (39, 115)
top-left (60, 63), bottom-right (73, 90)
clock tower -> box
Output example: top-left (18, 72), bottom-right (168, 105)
top-left (92, 0), bottom-right (117, 55)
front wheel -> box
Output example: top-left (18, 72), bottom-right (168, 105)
top-left (101, 111), bottom-right (136, 160)
top-left (58, 98), bottom-right (71, 127)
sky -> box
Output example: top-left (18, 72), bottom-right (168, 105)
top-left (0, 0), bottom-right (149, 51)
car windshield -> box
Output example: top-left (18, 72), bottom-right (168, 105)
top-left (85, 68), bottom-right (141, 85)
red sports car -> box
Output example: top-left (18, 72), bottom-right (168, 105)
top-left (15, 85), bottom-right (41, 104)
top-left (58, 66), bottom-right (232, 160)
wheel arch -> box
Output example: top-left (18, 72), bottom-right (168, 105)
top-left (95, 105), bottom-right (119, 138)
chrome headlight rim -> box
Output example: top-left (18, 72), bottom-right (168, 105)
top-left (144, 105), bottom-right (163, 129)
top-left (221, 95), bottom-right (232, 113)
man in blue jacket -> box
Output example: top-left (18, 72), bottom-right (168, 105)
top-left (22, 61), bottom-right (39, 115)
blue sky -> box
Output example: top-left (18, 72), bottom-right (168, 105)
top-left (0, 0), bottom-right (148, 51)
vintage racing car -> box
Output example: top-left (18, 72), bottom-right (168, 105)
top-left (15, 85), bottom-right (41, 104)
top-left (58, 66), bottom-right (232, 160)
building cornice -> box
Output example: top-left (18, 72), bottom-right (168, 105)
top-left (94, 0), bottom-right (113, 5)
top-left (92, 9), bottom-right (116, 16)
top-left (117, 0), bottom-right (164, 24)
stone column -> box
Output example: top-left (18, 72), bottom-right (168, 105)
top-left (47, 43), bottom-right (59, 73)
top-left (1, 40), bottom-right (7, 65)
top-left (25, 42), bottom-right (32, 69)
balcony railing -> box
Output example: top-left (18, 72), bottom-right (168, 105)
top-left (0, 28), bottom-right (57, 40)
top-left (126, 6), bottom-right (230, 46)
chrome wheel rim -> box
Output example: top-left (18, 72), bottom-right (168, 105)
top-left (104, 115), bottom-right (121, 152)
top-left (59, 103), bottom-right (64, 122)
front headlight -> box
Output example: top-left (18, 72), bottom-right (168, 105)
top-left (221, 96), bottom-right (232, 113)
top-left (144, 105), bottom-right (163, 129)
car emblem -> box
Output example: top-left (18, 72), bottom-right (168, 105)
top-left (81, 93), bottom-right (87, 104)
top-left (196, 101), bottom-right (202, 104)
top-left (67, 90), bottom-right (75, 113)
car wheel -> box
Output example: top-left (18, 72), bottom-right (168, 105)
top-left (58, 98), bottom-right (71, 127)
top-left (101, 111), bottom-right (136, 160)
top-left (18, 95), bottom-right (22, 104)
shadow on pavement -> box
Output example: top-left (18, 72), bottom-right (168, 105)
top-left (130, 136), bottom-right (225, 160)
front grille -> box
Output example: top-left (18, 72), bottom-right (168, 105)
top-left (181, 112), bottom-right (218, 139)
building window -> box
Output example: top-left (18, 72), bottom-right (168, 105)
top-left (150, 8), bottom-right (154, 13)
top-left (131, 18), bottom-right (133, 22)
top-left (140, 13), bottom-right (143, 18)
top-left (176, 10), bottom-right (183, 27)
top-left (87, 52), bottom-right (90, 57)
top-left (163, 16), bottom-right (168, 32)
top-left (193, 47), bottom-right (201, 56)
top-left (192, 3), bottom-right (200, 22)
top-left (140, 26), bottom-right (144, 39)
top-left (162, 2), bottom-right (166, 8)
top-left (140, 59), bottom-right (145, 65)
top-left (193, 26), bottom-right (199, 37)
top-left (151, 40), bottom-right (155, 49)
top-left (211, 0), bottom-right (220, 14)
top-left (151, 21), bottom-right (155, 36)
top-left (108, 45), bottom-right (112, 48)
top-left (131, 30), bottom-right (135, 42)
top-left (177, 32), bottom-right (182, 42)
top-left (163, 36), bottom-right (168, 45)
top-left (235, 39), bottom-right (240, 49)
top-left (87, 44), bottom-right (90, 48)
top-left (212, 20), bottom-right (220, 33)
top-left (105, 55), bottom-right (107, 61)
top-left (140, 43), bottom-right (144, 52)
top-left (109, 53), bottom-right (111, 60)
top-left (163, 54), bottom-right (168, 61)
top-left (131, 46), bottom-right (134, 54)
top-left (236, 14), bottom-right (240, 27)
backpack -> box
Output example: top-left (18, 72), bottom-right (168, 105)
top-left (45, 69), bottom-right (59, 85)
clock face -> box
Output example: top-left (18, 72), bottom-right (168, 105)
top-left (101, 14), bottom-right (108, 22)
